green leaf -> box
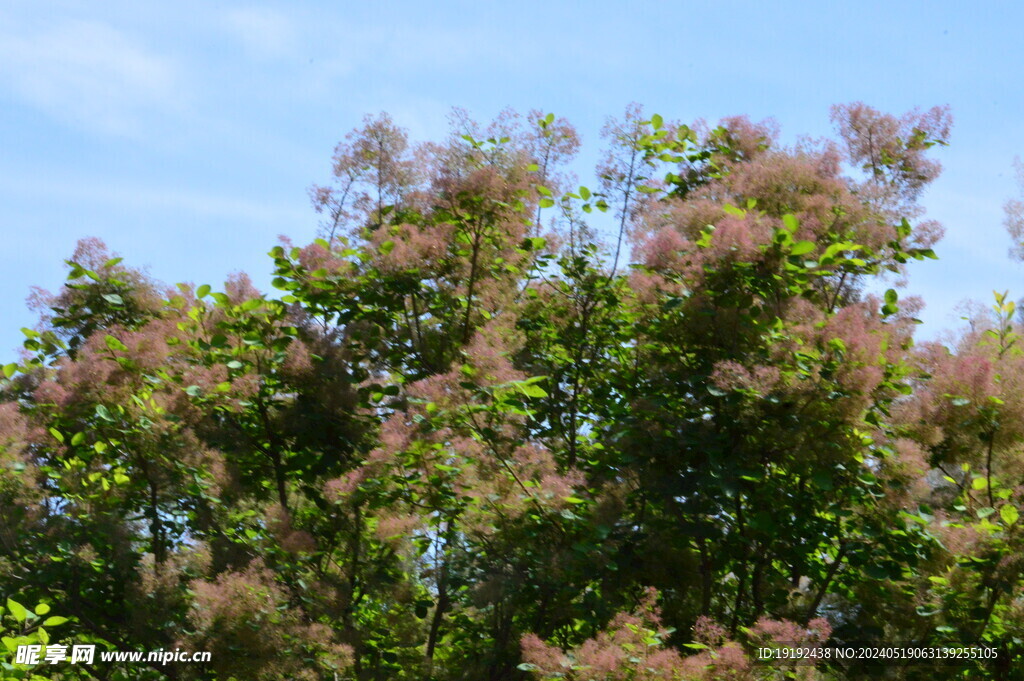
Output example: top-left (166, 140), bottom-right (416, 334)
top-left (34, 603), bottom-right (50, 616)
top-left (48, 428), bottom-right (64, 443)
top-left (2, 363), bottom-right (16, 379)
top-left (897, 218), bottom-right (912, 238)
top-left (865, 564), bottom-right (889, 580)
top-left (379, 240), bottom-right (395, 255)
top-left (538, 198), bottom-right (555, 209)
top-left (70, 432), bottom-right (85, 447)
top-left (518, 384), bottom-right (548, 398)
top-left (782, 214), bottom-right (799, 233)
top-left (790, 241), bottom-right (815, 256)
top-left (6, 599), bottom-right (27, 623)
top-left (196, 284), bottom-right (211, 298)
top-left (102, 293), bottom-right (124, 305)
top-left (42, 616), bottom-right (68, 627)
top-left (650, 113), bottom-right (664, 129)
top-left (104, 334), bottom-right (128, 352)
top-left (977, 507), bottom-right (996, 519)
top-left (1001, 504), bottom-right (1019, 526)
top-left (96, 404), bottom-right (114, 422)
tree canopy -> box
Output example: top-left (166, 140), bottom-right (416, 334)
top-left (4, 103), bottom-right (1022, 681)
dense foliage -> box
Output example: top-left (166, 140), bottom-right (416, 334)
top-left (3, 103), bottom-right (1022, 680)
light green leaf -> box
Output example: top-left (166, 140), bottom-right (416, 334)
top-left (7, 599), bottom-right (27, 623)
top-left (105, 335), bottom-right (128, 352)
top-left (519, 384), bottom-right (548, 398)
top-left (790, 241), bottom-right (815, 256)
top-left (1001, 504), bottom-right (1019, 526)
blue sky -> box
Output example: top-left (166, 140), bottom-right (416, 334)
top-left (2, 1), bottom-right (1023, 360)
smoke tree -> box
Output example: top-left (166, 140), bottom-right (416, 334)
top-left (4, 102), bottom-right (1021, 681)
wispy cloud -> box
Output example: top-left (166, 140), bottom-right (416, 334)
top-left (0, 171), bottom-right (309, 226)
top-left (0, 17), bottom-right (184, 136)
top-left (220, 7), bottom-right (297, 58)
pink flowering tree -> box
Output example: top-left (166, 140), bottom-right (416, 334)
top-left (5, 103), bottom-right (1022, 681)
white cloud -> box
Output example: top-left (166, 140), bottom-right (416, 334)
top-left (0, 18), bottom-right (183, 136)
top-left (221, 7), bottom-right (296, 58)
top-left (2, 176), bottom-right (307, 226)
